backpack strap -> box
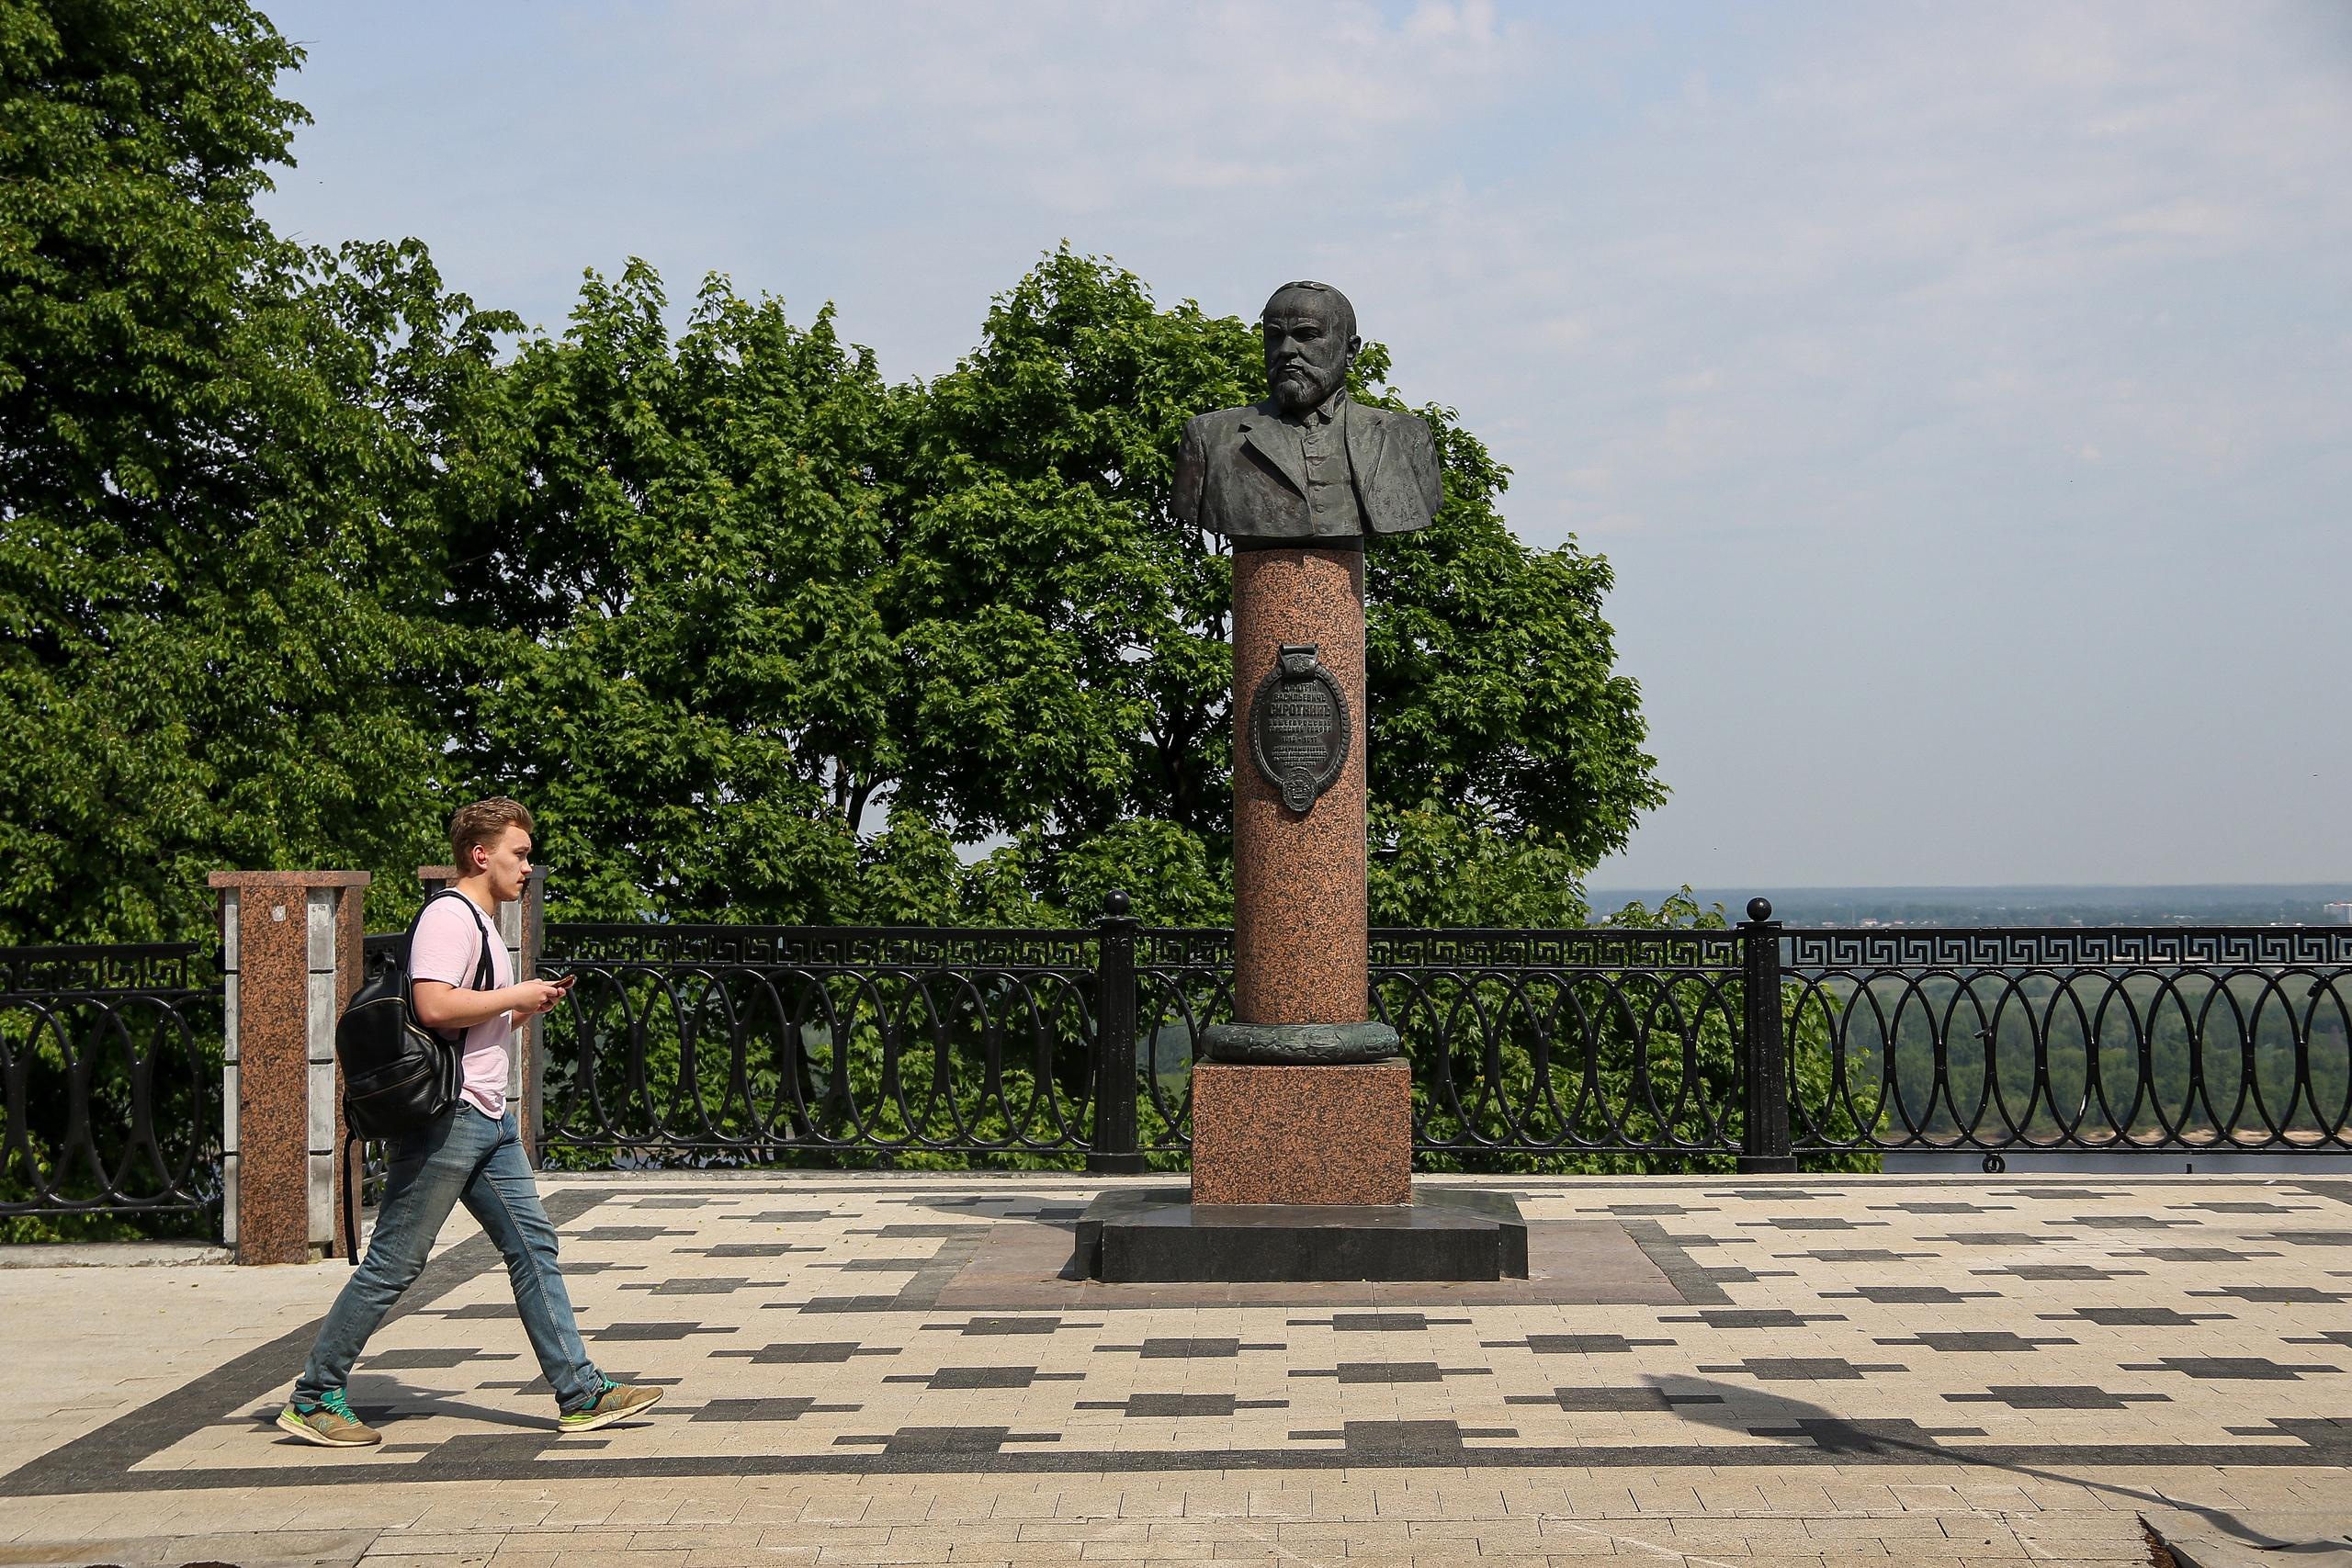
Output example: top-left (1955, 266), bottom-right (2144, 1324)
top-left (405, 889), bottom-right (499, 1042)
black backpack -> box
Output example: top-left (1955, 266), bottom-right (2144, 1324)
top-left (336, 889), bottom-right (496, 1140)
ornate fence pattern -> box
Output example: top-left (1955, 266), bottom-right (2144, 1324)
top-left (535, 911), bottom-right (2352, 1169)
top-left (7, 913), bottom-right (2349, 1226)
top-left (537, 923), bottom-right (1105, 1163)
top-left (0, 944), bottom-right (222, 1224)
top-left (1785, 926), bottom-right (2352, 1157)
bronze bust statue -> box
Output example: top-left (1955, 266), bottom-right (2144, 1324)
top-left (1171, 281), bottom-right (1443, 545)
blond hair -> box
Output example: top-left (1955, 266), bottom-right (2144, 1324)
top-left (450, 796), bottom-right (535, 872)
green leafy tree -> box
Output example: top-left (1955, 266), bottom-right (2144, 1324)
top-left (442, 265), bottom-right (901, 924)
top-left (0, 0), bottom-right (507, 943)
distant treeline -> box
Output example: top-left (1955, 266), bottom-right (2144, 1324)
top-left (1592, 886), bottom-right (2352, 929)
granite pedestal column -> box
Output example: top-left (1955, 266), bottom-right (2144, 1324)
top-left (1192, 543), bottom-right (1410, 1207)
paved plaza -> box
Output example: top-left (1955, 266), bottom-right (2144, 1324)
top-left (3, 1172), bottom-right (2348, 1568)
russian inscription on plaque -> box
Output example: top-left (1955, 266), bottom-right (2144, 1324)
top-left (1250, 641), bottom-right (1350, 815)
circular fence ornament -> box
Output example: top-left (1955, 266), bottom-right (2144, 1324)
top-left (1249, 641), bottom-right (1349, 817)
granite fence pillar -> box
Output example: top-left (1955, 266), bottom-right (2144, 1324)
top-left (209, 870), bottom-right (369, 1264)
top-left (418, 865), bottom-right (548, 1163)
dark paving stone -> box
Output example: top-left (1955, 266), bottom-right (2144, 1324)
top-left (1287, 1419), bottom-right (1517, 1460)
top-left (1505, 1388), bottom-right (1724, 1411)
top-left (1874, 1331), bottom-right (2075, 1352)
top-left (2175, 1201), bottom-right (2310, 1214)
top-left (856, 1224), bottom-right (993, 1237)
top-left (1075, 1393), bottom-right (1288, 1417)
top-left (1596, 1203), bottom-right (1713, 1216)
top-left (1096, 1338), bottom-right (1284, 1359)
top-left (585, 1322), bottom-right (733, 1342)
top-left (691, 1397), bottom-right (859, 1422)
top-left (557, 1260), bottom-right (647, 1275)
top-left (1485, 1334), bottom-right (1675, 1354)
top-left (2260, 1231), bottom-right (2352, 1247)
top-left (2188, 1285), bottom-right (2352, 1304)
top-left (1923, 1233), bottom-right (2048, 1247)
top-left (480, 1372), bottom-right (679, 1394)
top-left (1871, 1201), bottom-right (2013, 1214)
top-left (2039, 1307), bottom-right (2230, 1326)
top-left (1703, 1188), bottom-right (1835, 1201)
top-left (617, 1277), bottom-right (754, 1295)
top-left (922, 1315), bottom-right (1099, 1336)
top-left (884, 1366), bottom-right (1086, 1392)
top-left (692, 1243), bottom-right (822, 1258)
top-left (786, 1295), bottom-right (907, 1314)
top-left (711, 1342), bottom-right (899, 1364)
top-left (2052, 1214), bottom-right (2193, 1230)
top-left (1286, 1312), bottom-right (1469, 1332)
top-left (1698, 1358), bottom-right (1907, 1381)
top-left (2285, 1331), bottom-right (2352, 1348)
top-left (1801, 1249), bottom-right (1934, 1263)
top-left (834, 1426), bottom-right (1059, 1455)
top-left (1992, 1188), bottom-right (2112, 1201)
top-left (820, 1258), bottom-right (944, 1272)
top-left (1660, 1309), bottom-right (1844, 1328)
top-left (1290, 1362), bottom-right (1490, 1385)
top-left (571, 1225), bottom-right (695, 1243)
top-left (630, 1197), bottom-right (719, 1210)
top-left (1824, 1285), bottom-right (1999, 1304)
top-left (2120, 1357), bottom-right (2342, 1381)
top-left (1738, 1217), bottom-right (1883, 1231)
top-left (1747, 1416), bottom-right (1983, 1454)
top-left (1973, 1264), bottom-right (2146, 1281)
top-left (363, 1348), bottom-right (519, 1370)
top-left (2129, 1247), bottom-right (2281, 1264)
top-left (1688, 1265), bottom-right (1798, 1285)
top-left (1947, 1386), bottom-right (2171, 1410)
top-left (729, 1211), bottom-right (835, 1224)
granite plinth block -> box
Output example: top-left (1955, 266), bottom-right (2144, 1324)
top-left (1190, 1059), bottom-right (1409, 1206)
top-left (1075, 1184), bottom-right (1528, 1282)
top-left (1230, 547), bottom-right (1366, 1025)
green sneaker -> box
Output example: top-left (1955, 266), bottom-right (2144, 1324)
top-left (275, 1389), bottom-right (381, 1448)
top-left (558, 1377), bottom-right (662, 1433)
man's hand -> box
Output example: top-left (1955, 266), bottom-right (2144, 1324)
top-left (509, 976), bottom-right (575, 1017)
top-left (413, 974), bottom-right (574, 1030)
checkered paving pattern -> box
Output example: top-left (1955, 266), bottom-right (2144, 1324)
top-left (11, 1174), bottom-right (2348, 1495)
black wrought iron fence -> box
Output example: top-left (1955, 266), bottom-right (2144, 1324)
top-left (1786, 926), bottom-right (2352, 1157)
top-left (0, 944), bottom-right (222, 1230)
top-left (13, 910), bottom-right (2345, 1227)
top-left (535, 907), bottom-right (2352, 1171)
top-left (537, 922), bottom-right (1105, 1166)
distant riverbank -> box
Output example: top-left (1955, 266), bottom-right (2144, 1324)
top-left (1585, 884), bottom-right (2352, 928)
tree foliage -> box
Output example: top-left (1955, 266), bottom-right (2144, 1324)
top-left (0, 0), bottom-right (511, 942)
top-left (0, 6), bottom-right (1664, 945)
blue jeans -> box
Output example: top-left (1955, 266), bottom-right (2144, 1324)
top-left (295, 1106), bottom-right (604, 1414)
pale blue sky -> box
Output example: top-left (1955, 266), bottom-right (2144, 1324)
top-left (256, 1), bottom-right (2352, 888)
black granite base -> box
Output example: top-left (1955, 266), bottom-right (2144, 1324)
top-left (1074, 1185), bottom-right (1529, 1282)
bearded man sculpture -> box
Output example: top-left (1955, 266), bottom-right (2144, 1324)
top-left (1172, 281), bottom-right (1443, 544)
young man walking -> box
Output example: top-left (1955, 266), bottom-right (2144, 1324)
top-left (277, 797), bottom-right (661, 1446)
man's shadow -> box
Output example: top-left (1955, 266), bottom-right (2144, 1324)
top-left (1646, 1373), bottom-right (2349, 1556)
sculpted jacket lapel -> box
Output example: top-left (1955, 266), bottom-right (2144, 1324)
top-left (1238, 405), bottom-right (1309, 497)
top-left (1342, 400), bottom-right (1387, 521)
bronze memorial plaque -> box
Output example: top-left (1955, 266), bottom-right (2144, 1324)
top-left (1250, 641), bottom-right (1350, 815)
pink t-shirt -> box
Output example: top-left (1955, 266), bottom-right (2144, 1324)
top-left (410, 894), bottom-right (514, 1120)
